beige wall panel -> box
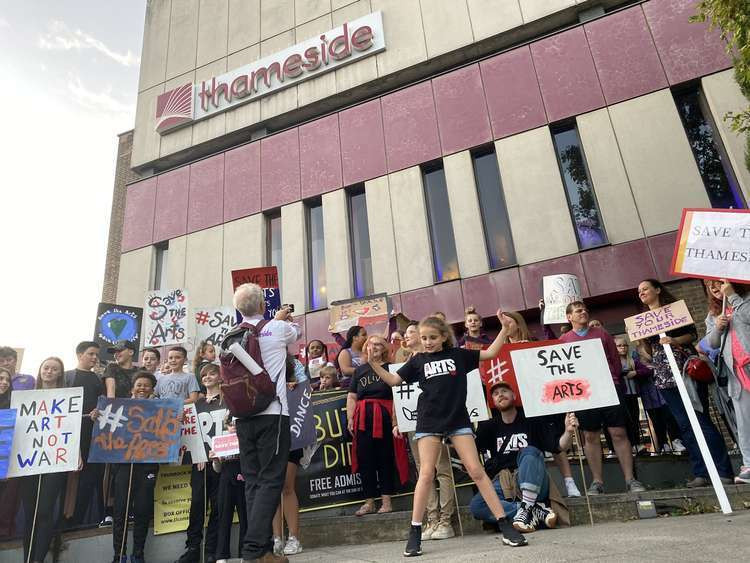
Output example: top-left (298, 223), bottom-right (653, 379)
top-left (261, 0), bottom-right (295, 40)
top-left (197, 0), bottom-right (229, 67)
top-left (117, 247), bottom-right (153, 308)
top-left (166, 0), bottom-right (199, 80)
top-left (185, 226), bottom-right (224, 307)
top-left (495, 127), bottom-right (579, 264)
top-left (166, 235), bottom-right (187, 288)
top-left (159, 72), bottom-right (195, 157)
top-left (364, 176), bottom-right (400, 295)
top-left (138, 0), bottom-right (171, 91)
top-left (222, 214), bottom-right (266, 305)
top-left (226, 45), bottom-right (262, 133)
top-left (371, 0), bottom-right (427, 77)
top-left (132, 84), bottom-right (164, 168)
top-left (443, 151), bottom-right (489, 277)
top-left (322, 190), bottom-right (354, 303)
top-left (228, 0), bottom-right (261, 53)
top-left (420, 0), bottom-right (473, 58)
top-left (296, 0), bottom-right (331, 26)
top-left (193, 59), bottom-right (228, 145)
top-left (332, 0), bottom-right (378, 92)
top-left (259, 31), bottom-right (298, 120)
top-left (702, 69), bottom-right (750, 202)
top-left (333, 0), bottom-right (360, 9)
top-left (519, 0), bottom-right (575, 22)
top-left (281, 202), bottom-right (309, 311)
top-left (296, 14), bottom-right (337, 106)
top-left (388, 167), bottom-right (434, 291)
top-left (608, 90), bottom-right (710, 236)
top-left (467, 0), bottom-right (523, 41)
top-left (332, 0), bottom-right (371, 27)
top-left (576, 108), bottom-right (645, 244)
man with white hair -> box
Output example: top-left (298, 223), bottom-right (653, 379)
top-left (232, 283), bottom-right (300, 563)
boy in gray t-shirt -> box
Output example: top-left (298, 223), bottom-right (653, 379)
top-left (155, 346), bottom-right (200, 403)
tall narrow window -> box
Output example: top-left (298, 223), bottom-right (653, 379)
top-left (306, 200), bottom-right (327, 309)
top-left (673, 87), bottom-right (745, 209)
top-left (422, 163), bottom-right (460, 282)
top-left (348, 187), bottom-right (374, 297)
top-left (151, 242), bottom-right (168, 290)
top-left (551, 124), bottom-right (608, 249)
top-left (266, 212), bottom-right (283, 288)
top-left (471, 148), bottom-right (517, 269)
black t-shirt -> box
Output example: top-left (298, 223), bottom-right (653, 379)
top-left (475, 409), bottom-right (561, 478)
top-left (73, 369), bottom-right (105, 413)
top-left (349, 363), bottom-right (393, 400)
top-left (397, 347), bottom-right (480, 434)
top-left (103, 363), bottom-right (138, 398)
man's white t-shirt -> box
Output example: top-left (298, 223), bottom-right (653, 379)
top-left (242, 314), bottom-right (301, 417)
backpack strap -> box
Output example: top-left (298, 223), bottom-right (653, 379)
top-left (245, 318), bottom-right (271, 336)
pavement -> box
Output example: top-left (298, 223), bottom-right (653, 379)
top-left (236, 510), bottom-right (749, 562)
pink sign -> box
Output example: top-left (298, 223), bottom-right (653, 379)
top-left (211, 433), bottom-right (239, 458)
top-left (624, 300), bottom-right (694, 342)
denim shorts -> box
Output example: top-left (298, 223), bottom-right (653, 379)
top-left (414, 427), bottom-right (474, 441)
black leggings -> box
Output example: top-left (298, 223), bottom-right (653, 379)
top-left (111, 464), bottom-right (158, 560)
top-left (215, 460), bottom-right (247, 560)
top-left (646, 405), bottom-right (682, 449)
top-left (22, 472), bottom-right (66, 562)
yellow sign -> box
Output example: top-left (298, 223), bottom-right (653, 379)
top-left (154, 465), bottom-right (192, 535)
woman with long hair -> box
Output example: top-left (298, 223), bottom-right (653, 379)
top-left (336, 325), bottom-right (368, 382)
top-left (0, 367), bottom-right (11, 409)
top-left (637, 278), bottom-right (734, 486)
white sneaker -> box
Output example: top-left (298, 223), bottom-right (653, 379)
top-left (672, 439), bottom-right (687, 453)
top-left (422, 521), bottom-right (436, 541)
top-left (430, 522), bottom-right (455, 540)
top-left (216, 560), bottom-right (228, 563)
top-left (283, 535), bottom-right (303, 555)
top-left (273, 536), bottom-right (284, 556)
top-left (660, 443), bottom-right (673, 454)
top-left (564, 477), bottom-right (581, 497)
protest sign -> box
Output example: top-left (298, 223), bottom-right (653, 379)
top-left (542, 274), bottom-right (583, 324)
top-left (231, 266), bottom-right (281, 320)
top-left (7, 388), bottom-right (83, 478)
top-left (0, 409), bottom-right (17, 479)
top-left (94, 302), bottom-right (143, 361)
top-left (624, 300), bottom-right (694, 342)
top-left (193, 306), bottom-right (237, 348)
top-left (390, 364), bottom-right (489, 433)
top-left (143, 288), bottom-right (189, 347)
top-left (212, 433), bottom-right (239, 458)
top-left (508, 339), bottom-right (619, 417)
top-left (153, 465), bottom-right (193, 535)
top-left (671, 208), bottom-right (750, 283)
top-left (480, 349), bottom-right (522, 407)
top-left (178, 404), bottom-right (207, 464)
top-left (89, 397), bottom-right (183, 464)
top-left (328, 293), bottom-right (389, 333)
top-left (289, 382), bottom-right (316, 450)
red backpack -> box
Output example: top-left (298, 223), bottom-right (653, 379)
top-left (219, 320), bottom-right (277, 417)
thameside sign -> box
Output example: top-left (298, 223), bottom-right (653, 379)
top-left (155, 11), bottom-right (385, 133)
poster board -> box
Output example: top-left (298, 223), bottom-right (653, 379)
top-left (0, 409), bottom-right (17, 479)
top-left (192, 306), bottom-right (237, 348)
top-left (143, 289), bottom-right (189, 347)
top-left (289, 382), bottom-right (316, 450)
top-left (542, 274), bottom-right (583, 324)
top-left (624, 300), bottom-right (694, 342)
top-left (178, 404), bottom-right (207, 464)
top-left (480, 347), bottom-right (522, 407)
top-left (328, 293), bottom-right (389, 333)
top-left (94, 302), bottom-right (143, 361)
top-left (231, 266), bottom-right (281, 320)
top-left (153, 465), bottom-right (193, 535)
top-left (212, 433), bottom-right (239, 458)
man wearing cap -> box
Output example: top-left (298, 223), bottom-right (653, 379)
top-left (469, 381), bottom-right (578, 534)
top-left (103, 340), bottom-right (139, 398)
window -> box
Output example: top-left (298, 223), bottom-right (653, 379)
top-left (348, 187), bottom-right (374, 297)
top-left (266, 212), bottom-right (282, 287)
top-left (471, 148), bottom-right (517, 269)
top-left (551, 124), bottom-right (608, 249)
top-left (306, 200), bottom-right (327, 309)
top-left (151, 242), bottom-right (168, 290)
top-left (422, 163), bottom-right (460, 282)
top-left (673, 87), bottom-right (745, 209)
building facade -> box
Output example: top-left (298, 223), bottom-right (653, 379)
top-left (113, 0), bottom-right (750, 346)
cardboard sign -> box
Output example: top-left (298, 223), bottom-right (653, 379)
top-left (624, 300), bottom-right (694, 342)
top-left (671, 208), bottom-right (750, 283)
top-left (89, 397), bottom-right (183, 463)
top-left (508, 339), bottom-right (619, 417)
top-left (193, 306), bottom-right (237, 348)
top-left (542, 274), bottom-right (583, 324)
top-left (7, 388), bottom-right (83, 478)
top-left (144, 288), bottom-right (189, 347)
top-left (94, 302), bottom-right (143, 361)
top-left (195, 403), bottom-right (229, 455)
top-left (231, 266), bottom-right (281, 320)
top-left (390, 364), bottom-right (489, 433)
top-left (153, 465), bottom-right (193, 535)
top-left (328, 293), bottom-right (389, 333)
top-left (212, 433), bottom-right (239, 458)
top-left (480, 347), bottom-right (522, 407)
top-left (0, 409), bottom-right (17, 479)
top-left (178, 404), bottom-right (207, 464)
top-left (289, 382), bottom-right (316, 450)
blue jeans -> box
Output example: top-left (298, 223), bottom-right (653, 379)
top-left (661, 387), bottom-right (733, 478)
top-left (469, 446), bottom-right (549, 523)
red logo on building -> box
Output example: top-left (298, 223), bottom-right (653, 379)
top-left (155, 83), bottom-right (193, 133)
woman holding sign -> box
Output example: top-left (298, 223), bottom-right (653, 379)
top-left (637, 279), bottom-right (734, 486)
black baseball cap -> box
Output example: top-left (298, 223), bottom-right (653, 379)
top-left (108, 340), bottom-right (136, 353)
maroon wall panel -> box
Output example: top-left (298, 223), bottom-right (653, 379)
top-left (261, 128), bottom-right (301, 211)
top-left (187, 153), bottom-right (224, 233)
top-left (299, 114), bottom-right (343, 198)
top-left (381, 81), bottom-right (442, 173)
top-left (580, 240), bottom-right (658, 296)
top-left (303, 309), bottom-right (330, 343)
top-left (585, 6), bottom-right (668, 105)
top-left (519, 253), bottom-right (591, 310)
top-left (224, 142), bottom-right (261, 222)
top-left (153, 166), bottom-right (190, 243)
top-left (339, 99), bottom-right (388, 186)
top-left (647, 231), bottom-right (680, 282)
top-left (400, 281), bottom-right (466, 325)
top-left (433, 64), bottom-right (493, 155)
top-left (122, 178), bottom-right (157, 252)
top-left (531, 27), bottom-right (605, 123)
top-left (481, 46), bottom-right (548, 139)
top-left (461, 267), bottom-right (526, 317)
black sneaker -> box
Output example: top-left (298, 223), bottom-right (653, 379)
top-left (496, 517), bottom-right (528, 547)
top-left (99, 515), bottom-right (113, 528)
top-left (512, 503), bottom-right (536, 533)
top-left (403, 524), bottom-right (423, 557)
top-left (174, 549), bottom-right (200, 563)
top-left (530, 502), bottom-right (557, 529)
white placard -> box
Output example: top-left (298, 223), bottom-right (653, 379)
top-left (542, 274), bottom-right (582, 324)
top-left (192, 306), bottom-right (237, 350)
top-left (143, 288), bottom-right (189, 347)
top-left (178, 404), bottom-right (207, 464)
top-left (212, 433), bottom-right (239, 458)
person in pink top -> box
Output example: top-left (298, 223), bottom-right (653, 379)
top-left (559, 301), bottom-right (645, 495)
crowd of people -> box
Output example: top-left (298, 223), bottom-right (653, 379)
top-left (0, 275), bottom-right (748, 561)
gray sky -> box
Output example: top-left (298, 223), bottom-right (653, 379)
top-left (0, 1), bottom-right (146, 373)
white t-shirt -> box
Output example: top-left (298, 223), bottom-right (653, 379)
top-left (243, 314), bottom-right (301, 417)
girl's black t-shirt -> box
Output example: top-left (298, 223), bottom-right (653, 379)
top-left (350, 363), bottom-right (392, 400)
top-left (397, 348), bottom-right (481, 434)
